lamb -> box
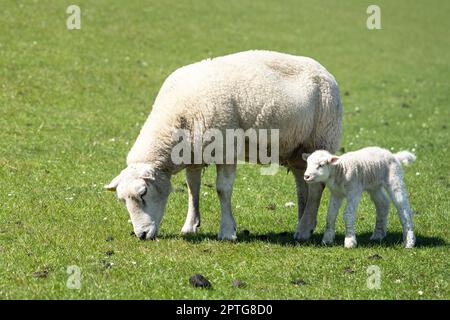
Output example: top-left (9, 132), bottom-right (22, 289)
top-left (302, 147), bottom-right (416, 248)
top-left (105, 50), bottom-right (343, 241)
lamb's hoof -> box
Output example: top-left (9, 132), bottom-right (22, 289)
top-left (217, 233), bottom-right (237, 241)
top-left (344, 236), bottom-right (357, 248)
top-left (370, 232), bottom-right (386, 241)
top-left (181, 223), bottom-right (200, 235)
top-left (404, 231), bottom-right (416, 248)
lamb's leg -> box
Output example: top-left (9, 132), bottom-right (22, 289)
top-left (294, 182), bottom-right (325, 241)
top-left (216, 164), bottom-right (237, 241)
top-left (181, 167), bottom-right (202, 234)
top-left (369, 187), bottom-right (390, 241)
top-left (386, 176), bottom-right (415, 248)
top-left (292, 168), bottom-right (308, 222)
top-left (342, 190), bottom-right (362, 248)
top-left (322, 194), bottom-right (343, 245)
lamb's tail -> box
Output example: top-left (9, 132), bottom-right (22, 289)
top-left (394, 151), bottom-right (416, 166)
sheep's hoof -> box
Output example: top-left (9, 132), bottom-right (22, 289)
top-left (181, 223), bottom-right (200, 235)
top-left (322, 230), bottom-right (335, 245)
top-left (218, 224), bottom-right (237, 241)
top-left (321, 237), bottom-right (335, 245)
top-left (293, 231), bottom-right (311, 242)
top-left (344, 236), bottom-right (357, 248)
top-left (370, 232), bottom-right (386, 241)
top-left (217, 233), bottom-right (237, 241)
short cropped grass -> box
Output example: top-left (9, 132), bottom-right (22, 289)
top-left (0, 0), bottom-right (448, 299)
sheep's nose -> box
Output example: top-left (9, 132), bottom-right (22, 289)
top-left (139, 231), bottom-right (147, 240)
top-left (304, 174), bottom-right (310, 180)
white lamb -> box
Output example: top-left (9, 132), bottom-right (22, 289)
top-left (302, 147), bottom-right (416, 248)
top-left (105, 50), bottom-right (343, 241)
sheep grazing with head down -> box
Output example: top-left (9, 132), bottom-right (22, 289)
top-left (105, 50), bottom-right (343, 241)
top-left (302, 147), bottom-right (416, 248)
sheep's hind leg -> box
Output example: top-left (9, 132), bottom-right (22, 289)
top-left (343, 190), bottom-right (362, 248)
top-left (216, 164), bottom-right (237, 241)
top-left (386, 175), bottom-right (415, 248)
top-left (294, 182), bottom-right (325, 241)
top-left (369, 187), bottom-right (390, 241)
top-left (292, 168), bottom-right (308, 225)
top-left (181, 167), bottom-right (202, 234)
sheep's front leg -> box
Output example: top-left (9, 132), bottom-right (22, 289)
top-left (181, 167), bottom-right (202, 234)
top-left (342, 190), bottom-right (362, 248)
top-left (216, 164), bottom-right (237, 241)
top-left (322, 194), bottom-right (343, 245)
top-left (294, 183), bottom-right (325, 241)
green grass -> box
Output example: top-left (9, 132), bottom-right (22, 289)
top-left (0, 0), bottom-right (449, 299)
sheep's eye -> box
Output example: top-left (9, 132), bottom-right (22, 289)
top-left (140, 188), bottom-right (147, 201)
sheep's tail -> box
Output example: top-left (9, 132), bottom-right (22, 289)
top-left (394, 151), bottom-right (416, 166)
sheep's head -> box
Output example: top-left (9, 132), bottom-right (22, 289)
top-left (302, 150), bottom-right (339, 183)
top-left (105, 163), bottom-right (172, 240)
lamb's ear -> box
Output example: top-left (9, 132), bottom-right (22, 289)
top-left (329, 155), bottom-right (340, 165)
top-left (104, 173), bottom-right (122, 191)
top-left (302, 153), bottom-right (311, 161)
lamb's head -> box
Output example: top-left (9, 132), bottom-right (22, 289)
top-left (302, 150), bottom-right (340, 183)
top-left (105, 163), bottom-right (172, 240)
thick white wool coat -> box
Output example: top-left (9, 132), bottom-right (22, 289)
top-left (127, 50), bottom-right (343, 171)
top-left (108, 50), bottom-right (343, 240)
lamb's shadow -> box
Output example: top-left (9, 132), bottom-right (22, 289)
top-left (162, 231), bottom-right (447, 248)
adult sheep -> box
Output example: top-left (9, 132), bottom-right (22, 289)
top-left (105, 50), bottom-right (343, 241)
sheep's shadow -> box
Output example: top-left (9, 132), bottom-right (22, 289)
top-left (162, 231), bottom-right (447, 248)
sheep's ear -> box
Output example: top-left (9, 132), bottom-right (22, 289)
top-left (104, 174), bottom-right (122, 191)
top-left (329, 155), bottom-right (340, 165)
top-left (302, 153), bottom-right (311, 161)
top-left (136, 184), bottom-right (147, 196)
top-left (139, 165), bottom-right (155, 181)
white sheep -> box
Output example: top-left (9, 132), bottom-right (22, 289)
top-left (302, 147), bottom-right (416, 248)
top-left (105, 50), bottom-right (343, 241)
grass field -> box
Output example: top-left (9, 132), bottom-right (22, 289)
top-left (0, 0), bottom-right (449, 299)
